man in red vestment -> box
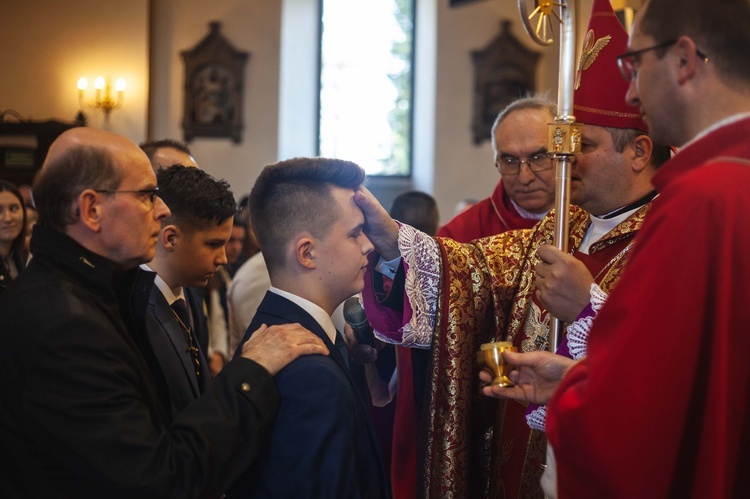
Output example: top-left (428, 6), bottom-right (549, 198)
top-left (438, 95), bottom-right (558, 242)
top-left (390, 95), bottom-right (557, 499)
top-left (484, 0), bottom-right (750, 496)
top-left (356, 1), bottom-right (672, 496)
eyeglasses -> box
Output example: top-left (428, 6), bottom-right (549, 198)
top-left (95, 187), bottom-right (160, 206)
top-left (616, 40), bottom-right (709, 82)
top-left (496, 153), bottom-right (553, 175)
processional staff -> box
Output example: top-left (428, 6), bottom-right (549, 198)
top-left (513, 0), bottom-right (582, 352)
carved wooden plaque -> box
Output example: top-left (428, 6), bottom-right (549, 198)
top-left (471, 20), bottom-right (540, 145)
top-left (181, 22), bottom-right (249, 143)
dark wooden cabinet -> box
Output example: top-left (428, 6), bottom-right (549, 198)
top-left (0, 119), bottom-right (79, 186)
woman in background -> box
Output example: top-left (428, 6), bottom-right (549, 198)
top-left (0, 181), bottom-right (27, 295)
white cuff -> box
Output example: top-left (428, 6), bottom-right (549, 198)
top-left (374, 255), bottom-right (402, 277)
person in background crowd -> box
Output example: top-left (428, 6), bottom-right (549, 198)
top-left (140, 138), bottom-right (198, 172)
top-left (205, 213), bottom-right (248, 374)
top-left (234, 194), bottom-right (260, 266)
top-left (227, 218), bottom-right (271, 359)
top-left (452, 198), bottom-right (477, 217)
top-left (0, 180), bottom-right (27, 295)
top-left (390, 191), bottom-right (440, 236)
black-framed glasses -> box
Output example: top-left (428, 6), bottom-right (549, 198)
top-left (95, 187), bottom-right (160, 206)
top-left (617, 40), bottom-right (709, 82)
top-left (496, 153), bottom-right (553, 175)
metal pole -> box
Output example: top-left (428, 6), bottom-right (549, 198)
top-left (549, 0), bottom-right (578, 353)
top-left (515, 0), bottom-right (581, 353)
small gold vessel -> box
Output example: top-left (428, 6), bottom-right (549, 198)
top-left (478, 341), bottom-right (516, 387)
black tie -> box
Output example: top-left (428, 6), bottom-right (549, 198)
top-left (171, 298), bottom-right (191, 329)
top-left (334, 331), bottom-right (350, 370)
top-left (171, 298), bottom-right (203, 383)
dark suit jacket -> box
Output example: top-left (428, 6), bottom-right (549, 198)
top-left (228, 291), bottom-right (388, 499)
top-left (141, 280), bottom-right (211, 416)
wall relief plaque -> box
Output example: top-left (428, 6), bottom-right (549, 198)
top-left (471, 20), bottom-right (540, 145)
top-left (182, 22), bottom-right (249, 143)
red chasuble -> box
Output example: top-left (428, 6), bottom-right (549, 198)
top-left (548, 117), bottom-right (750, 498)
top-left (365, 201), bottom-right (651, 498)
top-left (391, 179), bottom-right (541, 499)
top-left (423, 205), bottom-right (647, 499)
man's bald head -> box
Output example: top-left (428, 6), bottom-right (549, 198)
top-left (34, 128), bottom-right (169, 268)
top-left (34, 128), bottom-right (148, 232)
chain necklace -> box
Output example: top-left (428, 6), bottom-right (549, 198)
top-left (170, 306), bottom-right (202, 379)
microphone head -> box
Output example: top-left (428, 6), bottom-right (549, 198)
top-left (343, 296), bottom-right (368, 327)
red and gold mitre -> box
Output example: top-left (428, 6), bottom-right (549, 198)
top-left (574, 0), bottom-right (647, 132)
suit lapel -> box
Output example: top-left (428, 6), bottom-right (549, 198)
top-left (150, 290), bottom-right (202, 397)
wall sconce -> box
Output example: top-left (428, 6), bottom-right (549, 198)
top-left (77, 76), bottom-right (126, 116)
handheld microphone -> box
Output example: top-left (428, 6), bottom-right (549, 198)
top-left (343, 296), bottom-right (375, 346)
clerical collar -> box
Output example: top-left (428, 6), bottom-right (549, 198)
top-left (599, 190), bottom-right (657, 220)
top-left (510, 199), bottom-right (548, 220)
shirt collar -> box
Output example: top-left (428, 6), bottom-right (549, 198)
top-left (269, 286), bottom-right (338, 344)
top-left (140, 263), bottom-right (185, 305)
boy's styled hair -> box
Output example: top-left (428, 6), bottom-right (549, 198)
top-left (249, 157), bottom-right (365, 270)
top-left (156, 165), bottom-right (236, 234)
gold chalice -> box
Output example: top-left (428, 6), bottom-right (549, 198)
top-left (478, 341), bottom-right (516, 387)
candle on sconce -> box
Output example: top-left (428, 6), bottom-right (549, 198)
top-left (94, 76), bottom-right (105, 102)
top-left (77, 77), bottom-right (88, 105)
top-left (115, 78), bottom-right (126, 106)
top-left (78, 75), bottom-right (126, 115)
